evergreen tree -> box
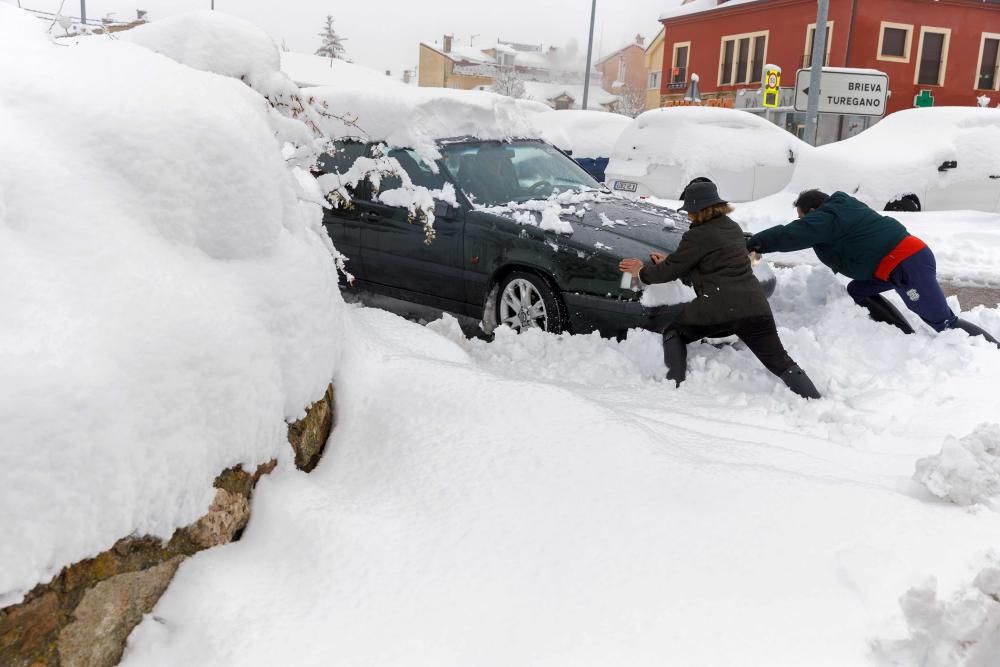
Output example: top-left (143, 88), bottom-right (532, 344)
top-left (315, 15), bottom-right (347, 60)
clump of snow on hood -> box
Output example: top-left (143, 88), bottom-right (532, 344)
top-left (790, 107), bottom-right (1000, 209)
top-left (914, 423), bottom-right (1000, 506)
top-left (0, 7), bottom-right (342, 606)
top-left (872, 560), bottom-right (1000, 666)
top-left (305, 84), bottom-right (547, 165)
top-left (607, 106), bottom-right (808, 181)
top-left (532, 110), bottom-right (631, 159)
top-left (476, 189), bottom-right (619, 235)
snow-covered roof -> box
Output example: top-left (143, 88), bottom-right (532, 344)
top-left (305, 84), bottom-right (549, 164)
top-left (660, 0), bottom-right (766, 21)
top-left (608, 106), bottom-right (808, 179)
top-left (280, 51), bottom-right (399, 88)
top-left (531, 110), bottom-right (631, 158)
top-left (790, 106), bottom-right (1000, 208)
top-left (522, 81), bottom-right (618, 109)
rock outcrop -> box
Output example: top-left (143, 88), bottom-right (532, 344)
top-left (0, 384), bottom-right (335, 667)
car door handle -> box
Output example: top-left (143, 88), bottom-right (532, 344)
top-left (990, 175), bottom-right (1000, 180)
top-left (360, 211), bottom-right (380, 222)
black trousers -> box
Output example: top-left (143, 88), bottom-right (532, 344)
top-left (670, 315), bottom-right (797, 377)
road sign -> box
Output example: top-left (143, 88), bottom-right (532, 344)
top-left (763, 66), bottom-right (781, 108)
top-left (914, 90), bottom-right (935, 107)
top-left (793, 68), bottom-right (889, 116)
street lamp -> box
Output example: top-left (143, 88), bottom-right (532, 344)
top-left (582, 0), bottom-right (597, 110)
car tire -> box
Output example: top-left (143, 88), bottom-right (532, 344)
top-left (496, 270), bottom-right (567, 334)
top-left (884, 194), bottom-right (921, 212)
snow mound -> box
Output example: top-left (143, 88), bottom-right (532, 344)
top-left (791, 107), bottom-right (1000, 209)
top-left (607, 106), bottom-right (809, 180)
top-left (305, 84), bottom-right (546, 164)
top-left (532, 109), bottom-right (631, 158)
top-left (872, 562), bottom-right (1000, 667)
top-left (915, 424), bottom-right (1000, 506)
top-left (0, 8), bottom-right (342, 606)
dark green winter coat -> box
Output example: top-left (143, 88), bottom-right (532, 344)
top-left (748, 191), bottom-right (909, 281)
top-left (640, 214), bottom-right (772, 327)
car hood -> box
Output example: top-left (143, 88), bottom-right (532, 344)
top-left (565, 196), bottom-right (688, 254)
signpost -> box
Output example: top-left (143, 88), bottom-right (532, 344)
top-left (793, 68), bottom-right (889, 116)
top-left (763, 66), bottom-right (781, 108)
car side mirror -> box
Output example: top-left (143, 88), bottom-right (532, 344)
top-left (434, 200), bottom-right (460, 220)
top-left (938, 160), bottom-right (958, 172)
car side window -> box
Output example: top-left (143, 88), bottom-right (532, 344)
top-left (386, 149), bottom-right (448, 192)
top-left (316, 141), bottom-right (371, 201)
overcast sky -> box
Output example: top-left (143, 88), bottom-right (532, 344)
top-left (20, 0), bottom-right (681, 75)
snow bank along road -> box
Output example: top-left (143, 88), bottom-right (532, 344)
top-left (121, 265), bottom-right (1000, 667)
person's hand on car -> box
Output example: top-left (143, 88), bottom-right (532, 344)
top-left (649, 252), bottom-right (668, 265)
top-left (619, 258), bottom-right (644, 276)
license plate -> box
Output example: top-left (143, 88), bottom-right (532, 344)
top-left (613, 180), bottom-right (638, 193)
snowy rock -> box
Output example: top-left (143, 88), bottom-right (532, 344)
top-left (914, 424), bottom-right (1000, 506)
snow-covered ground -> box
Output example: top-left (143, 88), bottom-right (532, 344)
top-left (120, 264), bottom-right (1000, 667)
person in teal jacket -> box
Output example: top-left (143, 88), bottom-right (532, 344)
top-left (748, 190), bottom-right (998, 346)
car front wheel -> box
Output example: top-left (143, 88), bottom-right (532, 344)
top-left (496, 271), bottom-right (566, 334)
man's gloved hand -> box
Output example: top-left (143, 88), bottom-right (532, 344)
top-left (744, 233), bottom-right (762, 253)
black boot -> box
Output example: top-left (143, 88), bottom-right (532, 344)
top-left (858, 295), bottom-right (914, 334)
top-left (780, 365), bottom-right (821, 400)
top-left (662, 328), bottom-right (688, 387)
top-left (952, 318), bottom-right (1000, 348)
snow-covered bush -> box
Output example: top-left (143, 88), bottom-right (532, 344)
top-left (0, 7), bottom-right (350, 607)
top-left (914, 424), bottom-right (1000, 506)
top-left (872, 563), bottom-right (1000, 666)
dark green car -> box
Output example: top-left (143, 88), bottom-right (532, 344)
top-left (318, 138), bottom-right (775, 338)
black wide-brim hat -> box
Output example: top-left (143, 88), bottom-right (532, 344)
top-left (678, 180), bottom-right (727, 214)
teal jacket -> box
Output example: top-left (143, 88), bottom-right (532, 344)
top-left (748, 192), bottom-right (909, 281)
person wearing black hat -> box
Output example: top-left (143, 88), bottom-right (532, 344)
top-left (747, 189), bottom-right (1000, 346)
top-left (619, 180), bottom-right (821, 399)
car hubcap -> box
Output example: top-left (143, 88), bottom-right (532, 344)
top-left (499, 279), bottom-right (548, 332)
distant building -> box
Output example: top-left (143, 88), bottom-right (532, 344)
top-left (418, 35), bottom-right (617, 110)
top-left (644, 28), bottom-right (666, 110)
top-left (656, 0), bottom-right (1000, 140)
top-left (594, 34), bottom-right (649, 97)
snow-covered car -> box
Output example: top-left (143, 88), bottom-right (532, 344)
top-left (789, 107), bottom-right (1000, 213)
top-left (605, 107), bottom-right (809, 202)
top-left (309, 86), bottom-right (775, 338)
top-left (532, 110), bottom-right (632, 183)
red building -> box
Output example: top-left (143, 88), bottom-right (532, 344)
top-left (658, 0), bottom-right (1000, 117)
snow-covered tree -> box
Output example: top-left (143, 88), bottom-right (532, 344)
top-left (491, 67), bottom-right (526, 99)
top-left (615, 84), bottom-right (646, 118)
top-left (315, 15), bottom-right (347, 60)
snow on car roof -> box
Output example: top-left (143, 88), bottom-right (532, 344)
top-left (789, 107), bottom-right (1000, 207)
top-left (531, 110), bottom-right (631, 158)
top-left (607, 106), bottom-right (808, 179)
top-left (305, 84), bottom-right (548, 163)
top-left (280, 52), bottom-right (400, 88)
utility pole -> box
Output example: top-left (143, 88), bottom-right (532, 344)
top-left (80, 0), bottom-right (86, 24)
top-left (804, 0), bottom-right (829, 145)
top-left (581, 0), bottom-right (597, 110)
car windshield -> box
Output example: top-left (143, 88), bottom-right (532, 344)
top-left (441, 140), bottom-right (603, 207)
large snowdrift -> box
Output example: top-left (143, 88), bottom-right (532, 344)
top-left (0, 8), bottom-right (343, 606)
top-left (121, 263), bottom-right (1000, 666)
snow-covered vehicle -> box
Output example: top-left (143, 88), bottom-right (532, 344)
top-left (309, 86), bottom-right (775, 337)
top-left (531, 110), bottom-right (632, 183)
top-left (605, 107), bottom-right (809, 202)
top-left (790, 107), bottom-right (1000, 213)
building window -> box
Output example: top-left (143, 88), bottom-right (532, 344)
top-left (617, 57), bottom-right (626, 84)
top-left (915, 27), bottom-right (950, 86)
top-left (718, 31), bottom-right (767, 86)
top-left (877, 21), bottom-right (913, 63)
top-left (977, 33), bottom-right (1000, 90)
top-left (649, 71), bottom-right (661, 89)
top-left (804, 22), bottom-right (833, 68)
top-left (672, 42), bottom-right (690, 83)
